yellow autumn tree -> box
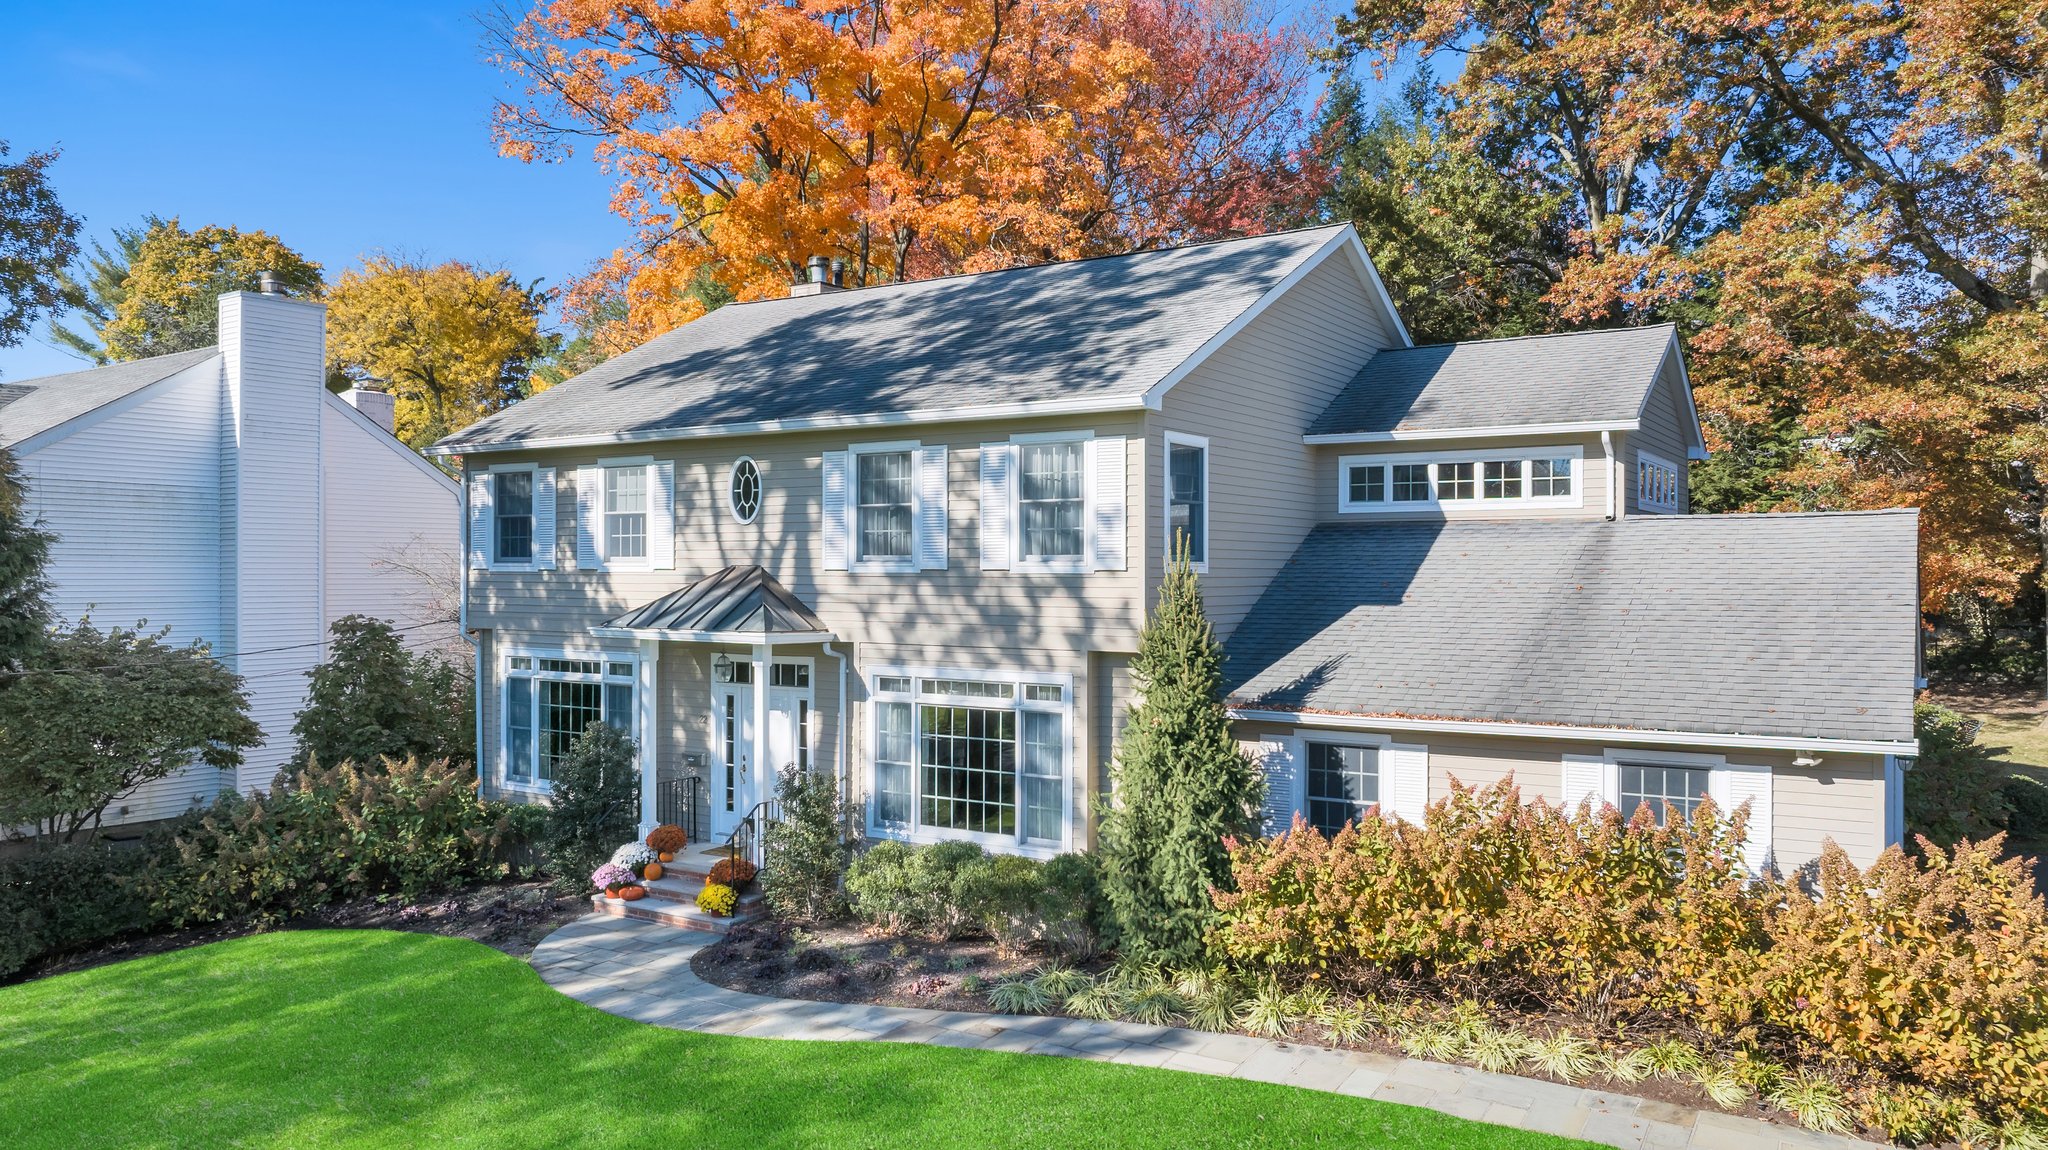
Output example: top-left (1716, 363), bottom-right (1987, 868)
top-left (98, 218), bottom-right (323, 362)
top-left (325, 257), bottom-right (552, 451)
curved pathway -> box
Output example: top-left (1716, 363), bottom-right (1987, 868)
top-left (531, 914), bottom-right (1882, 1150)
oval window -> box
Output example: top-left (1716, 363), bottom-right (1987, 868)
top-left (730, 457), bottom-right (761, 523)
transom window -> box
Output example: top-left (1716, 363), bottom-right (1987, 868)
top-left (856, 450), bottom-right (914, 561)
top-left (871, 672), bottom-right (1069, 847)
top-left (504, 654), bottom-right (635, 787)
top-left (1341, 449), bottom-right (1584, 513)
top-left (1619, 763), bottom-right (1709, 825)
top-left (1306, 742), bottom-right (1379, 835)
top-left (1167, 435), bottom-right (1207, 565)
top-left (1638, 452), bottom-right (1681, 511)
top-left (494, 471), bottom-right (534, 563)
top-left (730, 458), bottom-right (761, 524)
top-left (603, 465), bottom-right (647, 559)
top-left (1019, 442), bottom-right (1085, 560)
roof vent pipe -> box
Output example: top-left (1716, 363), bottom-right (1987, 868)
top-left (257, 270), bottom-right (283, 295)
top-left (829, 257), bottom-right (847, 287)
top-left (806, 255), bottom-right (830, 285)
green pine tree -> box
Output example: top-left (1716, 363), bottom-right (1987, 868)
top-left (0, 447), bottom-right (52, 673)
top-left (1097, 548), bottom-right (1263, 964)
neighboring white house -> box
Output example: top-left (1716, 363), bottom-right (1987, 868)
top-left (0, 287), bottom-right (463, 827)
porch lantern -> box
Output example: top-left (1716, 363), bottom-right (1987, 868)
top-left (713, 654), bottom-right (734, 683)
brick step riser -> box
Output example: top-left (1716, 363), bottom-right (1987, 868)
top-left (642, 883), bottom-right (763, 909)
top-left (588, 895), bottom-right (765, 934)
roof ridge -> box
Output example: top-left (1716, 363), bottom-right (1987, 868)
top-left (1393, 323), bottom-right (1676, 355)
top-left (5, 344), bottom-right (219, 388)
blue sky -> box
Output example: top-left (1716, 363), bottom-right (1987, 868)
top-left (0, 0), bottom-right (1358, 382)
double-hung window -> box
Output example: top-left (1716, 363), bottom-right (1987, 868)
top-left (503, 655), bottom-right (635, 788)
top-left (1305, 741), bottom-right (1379, 836)
top-left (576, 458), bottom-right (672, 570)
top-left (603, 465), bottom-right (648, 560)
top-left (1019, 442), bottom-right (1086, 562)
top-left (1166, 432), bottom-right (1207, 567)
top-left (856, 449), bottom-right (914, 563)
top-left (870, 672), bottom-right (1070, 850)
top-left (1340, 449), bottom-right (1584, 512)
top-left (1617, 762), bottom-right (1710, 825)
top-left (494, 471), bottom-right (534, 563)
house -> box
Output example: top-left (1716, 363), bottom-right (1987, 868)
top-left (431, 224), bottom-right (1920, 878)
top-left (0, 287), bottom-right (462, 827)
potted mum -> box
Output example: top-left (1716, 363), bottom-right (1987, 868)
top-left (592, 863), bottom-right (635, 898)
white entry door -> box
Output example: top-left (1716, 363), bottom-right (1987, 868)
top-left (710, 679), bottom-right (756, 840)
top-left (709, 660), bottom-right (814, 841)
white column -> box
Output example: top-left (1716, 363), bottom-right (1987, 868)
top-left (751, 643), bottom-right (770, 810)
top-left (637, 638), bottom-right (660, 837)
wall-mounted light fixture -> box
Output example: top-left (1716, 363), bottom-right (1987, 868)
top-left (713, 654), bottom-right (734, 683)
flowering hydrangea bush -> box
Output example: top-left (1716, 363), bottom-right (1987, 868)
top-left (591, 863), bottom-right (635, 891)
top-left (609, 842), bottom-right (658, 873)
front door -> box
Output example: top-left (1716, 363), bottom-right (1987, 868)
top-left (709, 659), bottom-right (814, 841)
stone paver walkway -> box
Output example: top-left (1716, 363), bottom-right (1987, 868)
top-left (531, 914), bottom-right (1885, 1150)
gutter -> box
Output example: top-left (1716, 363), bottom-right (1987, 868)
top-left (1305, 419), bottom-right (1636, 447)
top-left (1225, 707), bottom-right (1919, 758)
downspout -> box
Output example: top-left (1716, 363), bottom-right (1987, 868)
top-left (459, 462), bottom-right (484, 795)
top-left (1600, 431), bottom-right (1618, 521)
top-left (821, 640), bottom-right (851, 806)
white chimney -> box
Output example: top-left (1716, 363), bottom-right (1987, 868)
top-left (217, 289), bottom-right (328, 794)
top-left (341, 386), bottom-right (397, 434)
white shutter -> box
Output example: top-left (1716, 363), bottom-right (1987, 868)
top-left (575, 465), bottom-right (601, 570)
top-left (1719, 763), bottom-right (1774, 876)
top-left (1244, 735), bottom-right (1302, 836)
top-left (1561, 753), bottom-right (1604, 814)
top-left (532, 468), bottom-right (557, 571)
top-left (649, 460), bottom-right (676, 569)
top-left (822, 451), bottom-right (850, 571)
top-left (917, 443), bottom-right (948, 571)
top-left (1384, 743), bottom-right (1430, 824)
top-left (467, 472), bottom-right (492, 572)
top-left (1088, 435), bottom-right (1127, 572)
top-left (979, 443), bottom-right (1013, 571)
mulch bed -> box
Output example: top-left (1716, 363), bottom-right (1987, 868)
top-left (10, 880), bottom-right (588, 986)
top-left (694, 920), bottom-right (1813, 1136)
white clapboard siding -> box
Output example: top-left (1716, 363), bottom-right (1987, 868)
top-left (1088, 434), bottom-right (1127, 572)
top-left (979, 443), bottom-right (1013, 570)
top-left (1561, 753), bottom-right (1605, 814)
top-left (650, 460), bottom-right (676, 569)
top-left (467, 473), bottom-right (491, 572)
top-left (1384, 743), bottom-right (1430, 824)
top-left (533, 467), bottom-right (557, 570)
top-left (323, 396), bottom-right (462, 641)
top-left (1244, 735), bottom-right (1303, 836)
top-left (575, 465), bottom-right (601, 569)
top-left (822, 450), bottom-right (850, 570)
top-left (917, 443), bottom-right (948, 570)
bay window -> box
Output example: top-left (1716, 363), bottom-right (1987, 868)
top-left (870, 671), bottom-right (1070, 850)
top-left (503, 654), bottom-right (635, 788)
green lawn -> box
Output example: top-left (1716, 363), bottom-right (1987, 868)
top-left (0, 930), bottom-right (1589, 1150)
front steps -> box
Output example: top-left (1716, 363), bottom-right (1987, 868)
top-left (588, 846), bottom-right (767, 933)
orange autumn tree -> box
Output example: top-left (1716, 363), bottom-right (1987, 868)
top-left (490, 0), bottom-right (1318, 344)
top-left (1329, 0), bottom-right (2048, 611)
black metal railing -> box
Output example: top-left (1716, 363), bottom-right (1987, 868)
top-left (724, 794), bottom-right (783, 873)
top-left (656, 774), bottom-right (709, 846)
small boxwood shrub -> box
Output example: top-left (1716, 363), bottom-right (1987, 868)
top-left (844, 840), bottom-right (1101, 954)
top-left (0, 839), bottom-right (157, 979)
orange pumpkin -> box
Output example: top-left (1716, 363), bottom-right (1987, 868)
top-left (658, 851), bottom-right (674, 863)
top-left (644, 863), bottom-right (664, 881)
top-left (620, 885), bottom-right (646, 901)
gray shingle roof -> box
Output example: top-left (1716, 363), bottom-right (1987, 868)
top-left (1308, 324), bottom-right (1677, 437)
top-left (0, 348), bottom-right (219, 450)
top-left (1224, 511), bottom-right (1920, 745)
top-left (600, 565), bottom-right (829, 637)
top-left (434, 226), bottom-right (1354, 454)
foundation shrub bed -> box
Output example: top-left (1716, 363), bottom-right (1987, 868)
top-left (1212, 778), bottom-right (2048, 1141)
top-left (844, 840), bottom-right (1101, 955)
top-left (0, 839), bottom-right (156, 978)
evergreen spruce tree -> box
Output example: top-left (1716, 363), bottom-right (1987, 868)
top-left (0, 447), bottom-right (52, 673)
top-left (1097, 548), bottom-right (1263, 964)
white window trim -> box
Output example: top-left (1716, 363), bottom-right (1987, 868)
top-left (847, 439), bottom-right (924, 573)
top-left (728, 456), bottom-right (761, 525)
top-left (594, 455), bottom-right (658, 572)
top-left (500, 645), bottom-right (640, 795)
top-left (1595, 747), bottom-right (1723, 817)
top-left (484, 462), bottom-right (542, 572)
top-left (1636, 450), bottom-right (1682, 512)
top-left (1163, 430), bottom-right (1210, 573)
top-left (864, 664), bottom-right (1076, 858)
top-left (1009, 431), bottom-right (1094, 574)
top-left (1296, 729), bottom-right (1389, 833)
top-left (1337, 446), bottom-right (1587, 513)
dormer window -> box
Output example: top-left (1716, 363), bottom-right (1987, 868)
top-left (1340, 448), bottom-right (1584, 513)
top-left (1637, 451), bottom-right (1681, 511)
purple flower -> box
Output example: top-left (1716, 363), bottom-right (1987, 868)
top-left (591, 863), bottom-right (635, 889)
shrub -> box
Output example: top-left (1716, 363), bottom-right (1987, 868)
top-left (762, 766), bottom-right (854, 922)
top-left (708, 856), bottom-right (758, 889)
top-left (1907, 703), bottom-right (2012, 848)
top-left (149, 755), bottom-right (517, 926)
top-left (843, 839), bottom-right (1102, 951)
top-left (1212, 777), bottom-right (2048, 1136)
top-left (844, 839), bottom-right (988, 937)
top-left (2006, 772), bottom-right (2048, 841)
top-left (646, 824), bottom-right (687, 854)
top-left (697, 882), bottom-right (738, 916)
top-left (1097, 550), bottom-right (1262, 965)
top-left (0, 839), bottom-right (156, 979)
top-left (540, 723), bottom-right (639, 887)
top-left (290, 616), bottom-right (472, 770)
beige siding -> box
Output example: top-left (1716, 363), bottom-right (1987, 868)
top-left (1312, 434), bottom-right (1618, 524)
top-left (1626, 352), bottom-right (1696, 515)
top-left (1149, 248), bottom-right (1397, 636)
top-left (1772, 757), bottom-right (1885, 872)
